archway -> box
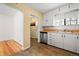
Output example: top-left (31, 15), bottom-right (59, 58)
top-left (30, 14), bottom-right (39, 46)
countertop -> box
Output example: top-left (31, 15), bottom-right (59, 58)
top-left (40, 29), bottom-right (79, 35)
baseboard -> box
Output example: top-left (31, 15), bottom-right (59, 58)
top-left (22, 46), bottom-right (30, 50)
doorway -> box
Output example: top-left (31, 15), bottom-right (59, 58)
top-left (30, 15), bottom-right (39, 46)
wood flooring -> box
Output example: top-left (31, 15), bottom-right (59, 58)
top-left (14, 38), bottom-right (78, 56)
top-left (0, 40), bottom-right (22, 56)
top-left (0, 39), bottom-right (78, 56)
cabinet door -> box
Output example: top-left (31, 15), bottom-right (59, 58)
top-left (51, 33), bottom-right (57, 46)
top-left (77, 10), bottom-right (79, 24)
top-left (48, 38), bottom-right (52, 45)
top-left (60, 4), bottom-right (68, 13)
top-left (54, 42), bottom-right (64, 49)
top-left (48, 32), bottom-right (56, 46)
top-left (43, 14), bottom-right (49, 26)
top-left (43, 12), bottom-right (53, 26)
top-left (69, 4), bottom-right (78, 11)
top-left (56, 33), bottom-right (64, 43)
top-left (64, 33), bottom-right (76, 52)
top-left (54, 33), bottom-right (64, 48)
top-left (76, 35), bottom-right (79, 53)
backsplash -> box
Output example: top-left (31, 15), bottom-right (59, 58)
top-left (42, 25), bottom-right (79, 30)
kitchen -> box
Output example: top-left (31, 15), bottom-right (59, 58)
top-left (0, 3), bottom-right (79, 56)
top-left (13, 3), bottom-right (79, 56)
top-left (38, 3), bottom-right (79, 55)
top-left (1, 1), bottom-right (79, 59)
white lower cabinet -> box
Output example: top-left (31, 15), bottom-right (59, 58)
top-left (63, 33), bottom-right (76, 52)
top-left (47, 32), bottom-right (79, 53)
top-left (48, 32), bottom-right (53, 45)
top-left (48, 32), bottom-right (55, 45)
top-left (54, 33), bottom-right (64, 49)
top-left (76, 35), bottom-right (79, 53)
top-left (63, 33), bottom-right (79, 53)
top-left (48, 32), bottom-right (64, 49)
top-left (54, 42), bottom-right (64, 49)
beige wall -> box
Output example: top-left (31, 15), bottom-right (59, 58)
top-left (6, 3), bottom-right (43, 49)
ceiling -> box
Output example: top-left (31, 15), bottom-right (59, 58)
top-left (24, 3), bottom-right (66, 13)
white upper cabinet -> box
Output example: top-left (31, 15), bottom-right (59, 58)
top-left (58, 5), bottom-right (68, 14)
top-left (43, 3), bottom-right (79, 26)
top-left (43, 14), bottom-right (49, 26)
top-left (43, 12), bottom-right (53, 26)
top-left (68, 4), bottom-right (79, 11)
top-left (59, 4), bottom-right (79, 14)
top-left (52, 4), bottom-right (68, 15)
top-left (53, 8), bottom-right (59, 14)
top-left (77, 10), bottom-right (79, 24)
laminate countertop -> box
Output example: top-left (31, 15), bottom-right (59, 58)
top-left (40, 29), bottom-right (79, 35)
top-left (40, 30), bottom-right (58, 32)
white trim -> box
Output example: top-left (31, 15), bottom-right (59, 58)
top-left (22, 46), bottom-right (30, 50)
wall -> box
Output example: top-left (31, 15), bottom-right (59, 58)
top-left (0, 14), bottom-right (14, 41)
top-left (0, 4), bottom-right (24, 46)
top-left (14, 11), bottom-right (24, 46)
top-left (6, 3), bottom-right (43, 49)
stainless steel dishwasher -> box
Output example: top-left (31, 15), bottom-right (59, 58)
top-left (40, 32), bottom-right (48, 44)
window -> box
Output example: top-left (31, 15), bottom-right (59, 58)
top-left (70, 18), bottom-right (77, 25)
top-left (77, 19), bottom-right (79, 24)
top-left (66, 18), bottom-right (70, 25)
